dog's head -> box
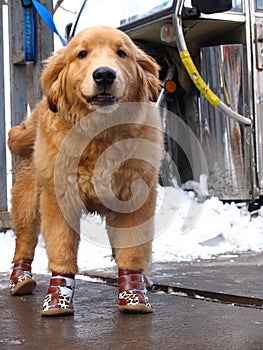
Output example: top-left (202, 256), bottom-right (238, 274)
top-left (41, 26), bottom-right (160, 115)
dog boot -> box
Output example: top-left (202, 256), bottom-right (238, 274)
top-left (118, 268), bottom-right (153, 313)
top-left (41, 272), bottom-right (75, 316)
top-left (9, 259), bottom-right (36, 296)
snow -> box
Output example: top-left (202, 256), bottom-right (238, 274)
top-left (1, 185), bottom-right (263, 275)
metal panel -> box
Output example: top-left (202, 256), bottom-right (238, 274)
top-left (197, 45), bottom-right (252, 200)
top-left (254, 17), bottom-right (263, 195)
top-left (255, 21), bottom-right (263, 70)
top-left (0, 3), bottom-right (7, 211)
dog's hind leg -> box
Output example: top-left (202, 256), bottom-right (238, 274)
top-left (106, 189), bottom-right (157, 313)
top-left (40, 189), bottom-right (80, 316)
top-left (9, 157), bottom-right (40, 296)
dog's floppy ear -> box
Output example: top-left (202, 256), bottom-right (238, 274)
top-left (41, 48), bottom-right (67, 112)
top-left (136, 48), bottom-right (160, 102)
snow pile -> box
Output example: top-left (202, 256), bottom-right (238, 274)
top-left (153, 187), bottom-right (263, 262)
top-left (1, 186), bottom-right (263, 274)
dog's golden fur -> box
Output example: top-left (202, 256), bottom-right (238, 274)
top-left (9, 26), bottom-right (163, 275)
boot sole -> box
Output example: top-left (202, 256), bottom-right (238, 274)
top-left (41, 308), bottom-right (74, 317)
top-left (118, 304), bottom-right (153, 314)
top-left (10, 279), bottom-right (37, 296)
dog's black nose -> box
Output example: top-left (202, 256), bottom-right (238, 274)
top-left (93, 67), bottom-right (117, 87)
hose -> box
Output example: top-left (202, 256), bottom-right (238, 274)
top-left (173, 0), bottom-right (251, 125)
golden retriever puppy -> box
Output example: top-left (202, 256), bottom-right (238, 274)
top-left (8, 26), bottom-right (163, 316)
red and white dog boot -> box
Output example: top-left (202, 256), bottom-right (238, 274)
top-left (9, 259), bottom-right (36, 296)
top-left (118, 269), bottom-right (153, 313)
top-left (41, 272), bottom-right (75, 316)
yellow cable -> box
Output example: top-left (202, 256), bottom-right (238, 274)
top-left (180, 50), bottom-right (220, 107)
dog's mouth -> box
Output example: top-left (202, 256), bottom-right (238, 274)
top-left (85, 93), bottom-right (118, 106)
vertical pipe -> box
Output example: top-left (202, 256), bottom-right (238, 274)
top-left (0, 2), bottom-right (7, 212)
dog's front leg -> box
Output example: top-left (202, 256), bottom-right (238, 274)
top-left (106, 201), bottom-right (155, 313)
top-left (40, 189), bottom-right (80, 316)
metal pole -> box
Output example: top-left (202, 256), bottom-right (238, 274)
top-left (0, 2), bottom-right (7, 212)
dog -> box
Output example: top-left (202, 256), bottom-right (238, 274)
top-left (8, 26), bottom-right (163, 315)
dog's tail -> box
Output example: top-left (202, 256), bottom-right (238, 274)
top-left (8, 101), bottom-right (42, 157)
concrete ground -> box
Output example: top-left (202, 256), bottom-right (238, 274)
top-left (0, 252), bottom-right (262, 350)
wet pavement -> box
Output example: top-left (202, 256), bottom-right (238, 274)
top-left (0, 253), bottom-right (262, 350)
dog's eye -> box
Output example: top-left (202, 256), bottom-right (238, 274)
top-left (78, 50), bottom-right (88, 59)
top-left (117, 49), bottom-right (127, 58)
